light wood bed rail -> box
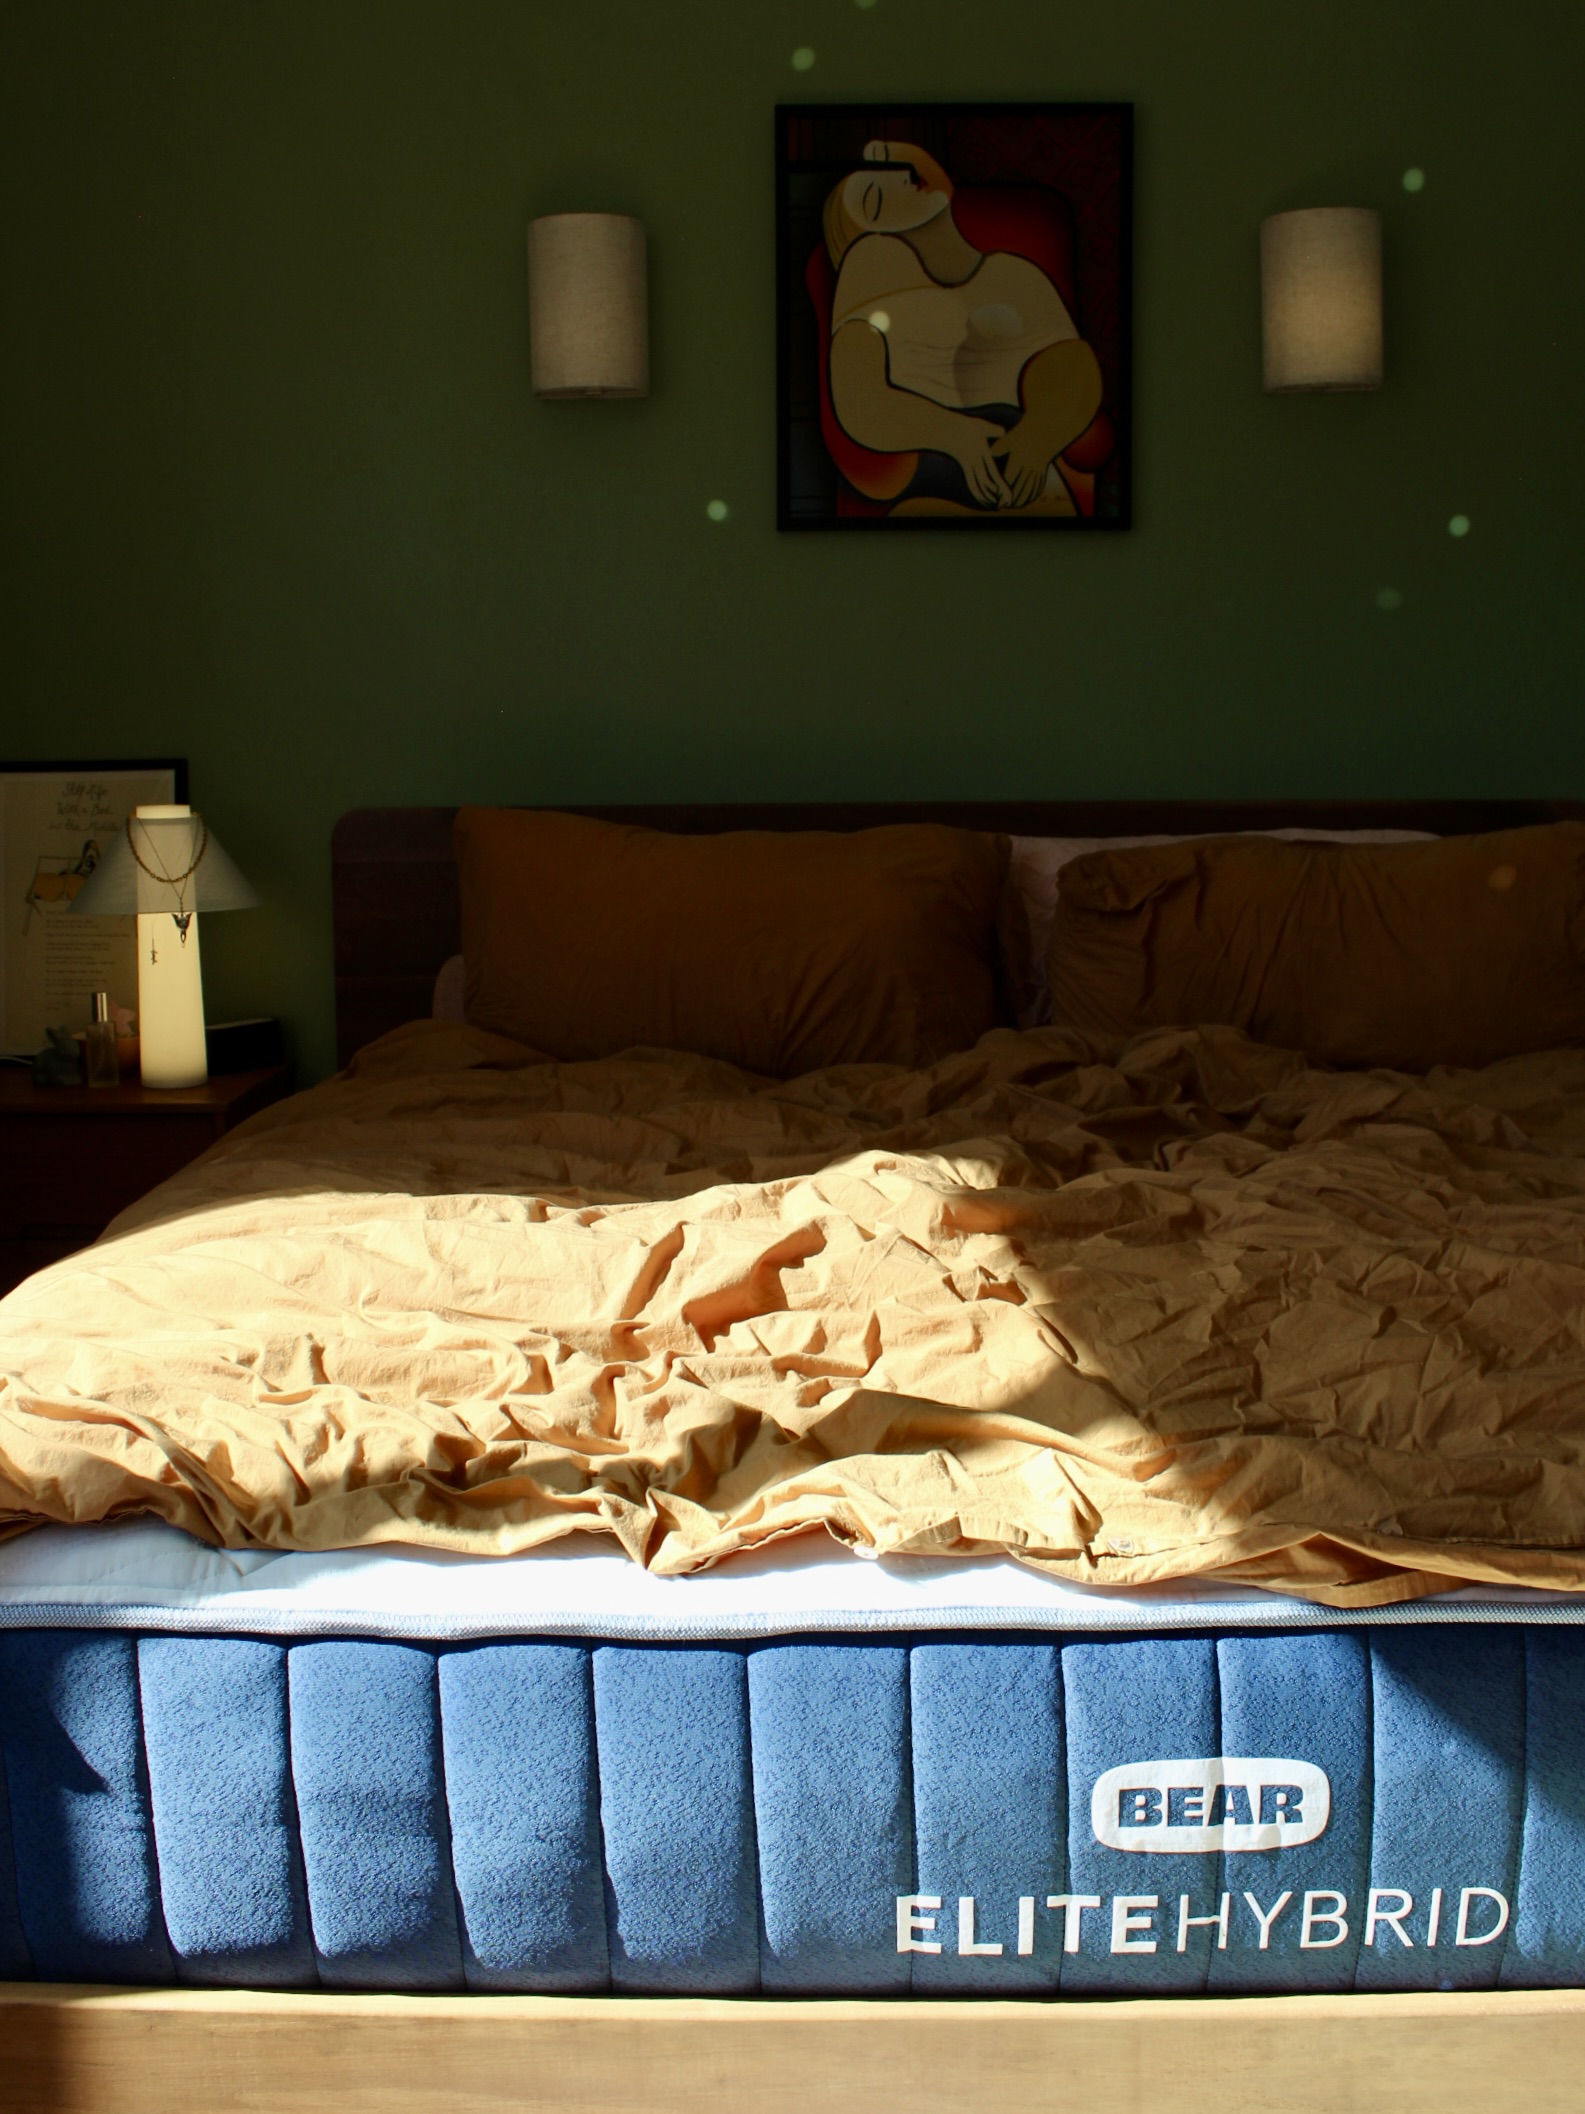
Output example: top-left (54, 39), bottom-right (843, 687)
top-left (0, 1984), bottom-right (1579, 2113)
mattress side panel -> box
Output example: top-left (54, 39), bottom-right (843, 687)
top-left (287, 1641), bottom-right (464, 1990)
top-left (138, 1636), bottom-right (315, 1987)
top-left (0, 1622), bottom-right (1576, 1995)
top-left (908, 1640), bottom-right (1065, 1994)
top-left (1504, 1629), bottom-right (1585, 1986)
top-left (1212, 1630), bottom-right (1370, 1994)
top-left (439, 1642), bottom-right (610, 1992)
top-left (0, 1631), bottom-right (171, 1982)
top-left (1359, 1627), bottom-right (1523, 1992)
top-left (591, 1644), bottom-right (758, 1995)
top-left (748, 1640), bottom-right (912, 1995)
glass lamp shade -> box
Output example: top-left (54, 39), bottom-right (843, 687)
top-left (1261, 207), bottom-right (1383, 392)
top-left (527, 213), bottom-right (649, 398)
top-left (70, 805), bottom-right (258, 1089)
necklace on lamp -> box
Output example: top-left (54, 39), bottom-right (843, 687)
top-left (126, 815), bottom-right (209, 950)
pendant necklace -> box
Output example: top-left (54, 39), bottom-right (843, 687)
top-left (126, 815), bottom-right (209, 954)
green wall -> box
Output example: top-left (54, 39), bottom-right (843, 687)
top-left (4, 0), bottom-right (1583, 1078)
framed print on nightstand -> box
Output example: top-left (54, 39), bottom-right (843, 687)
top-left (777, 102), bottom-right (1132, 531)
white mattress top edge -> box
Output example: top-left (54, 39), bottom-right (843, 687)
top-left (0, 1521), bottom-right (1577, 1638)
top-left (0, 1599), bottom-right (1578, 1639)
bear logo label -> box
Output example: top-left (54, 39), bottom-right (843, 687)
top-left (1091, 1759), bottom-right (1330, 1853)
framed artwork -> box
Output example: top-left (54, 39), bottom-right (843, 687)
top-left (0, 758), bottom-right (186, 1055)
top-left (777, 102), bottom-right (1132, 531)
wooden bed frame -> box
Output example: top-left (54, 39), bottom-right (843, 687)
top-left (2, 1983), bottom-right (1582, 2113)
top-left (11, 796), bottom-right (1585, 2112)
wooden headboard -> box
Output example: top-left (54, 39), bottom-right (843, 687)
top-left (331, 799), bottom-right (1583, 1067)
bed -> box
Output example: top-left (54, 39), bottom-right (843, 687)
top-left (2, 795), bottom-right (1585, 2113)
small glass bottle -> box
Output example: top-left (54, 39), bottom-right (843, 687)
top-left (84, 991), bottom-right (120, 1089)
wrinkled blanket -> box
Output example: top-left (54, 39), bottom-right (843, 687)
top-left (4, 1018), bottom-right (1585, 1607)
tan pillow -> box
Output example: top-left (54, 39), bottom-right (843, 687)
top-left (455, 808), bottom-right (1013, 1075)
top-left (1048, 824), bottom-right (1585, 1070)
top-left (1008, 826), bottom-right (1435, 1027)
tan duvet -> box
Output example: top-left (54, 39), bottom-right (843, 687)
top-left (3, 1018), bottom-right (1585, 1607)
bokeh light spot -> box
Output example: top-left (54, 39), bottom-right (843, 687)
top-left (1448, 513), bottom-right (1471, 538)
top-left (855, 0), bottom-right (879, 9)
top-left (791, 46), bottom-right (816, 70)
top-left (706, 499), bottom-right (730, 523)
top-left (868, 309), bottom-right (890, 333)
top-left (1376, 587), bottom-right (1403, 612)
top-left (1402, 167), bottom-right (1426, 193)
top-left (1488, 864), bottom-right (1518, 893)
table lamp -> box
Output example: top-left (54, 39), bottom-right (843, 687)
top-left (69, 804), bottom-right (259, 1089)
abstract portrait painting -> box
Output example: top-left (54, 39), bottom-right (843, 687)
top-left (777, 104), bottom-right (1132, 530)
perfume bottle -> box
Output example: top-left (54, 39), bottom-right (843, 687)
top-left (84, 991), bottom-right (120, 1089)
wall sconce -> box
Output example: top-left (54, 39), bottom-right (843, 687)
top-left (69, 804), bottom-right (259, 1089)
top-left (1261, 207), bottom-right (1383, 392)
top-left (527, 213), bottom-right (648, 399)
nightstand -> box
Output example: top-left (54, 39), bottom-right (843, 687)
top-left (0, 1064), bottom-right (294, 1297)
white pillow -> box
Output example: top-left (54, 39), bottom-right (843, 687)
top-left (432, 953), bottom-right (466, 1023)
top-left (1009, 829), bottom-right (1437, 1027)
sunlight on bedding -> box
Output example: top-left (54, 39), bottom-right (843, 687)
top-left (3, 1017), bottom-right (1585, 1607)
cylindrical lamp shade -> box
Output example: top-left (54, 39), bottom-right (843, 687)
top-left (527, 213), bottom-right (648, 398)
top-left (1261, 207), bottom-right (1383, 392)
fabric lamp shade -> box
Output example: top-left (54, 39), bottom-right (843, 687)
top-left (527, 213), bottom-right (649, 398)
top-left (70, 805), bottom-right (258, 1090)
top-left (69, 807), bottom-right (259, 916)
top-left (1260, 207), bottom-right (1383, 392)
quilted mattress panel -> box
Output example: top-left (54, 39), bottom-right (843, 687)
top-left (0, 1626), bottom-right (1579, 1996)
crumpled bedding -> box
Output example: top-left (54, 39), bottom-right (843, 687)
top-left (3, 1018), bottom-right (1585, 1607)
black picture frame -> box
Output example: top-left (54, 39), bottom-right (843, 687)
top-left (0, 758), bottom-right (189, 800)
top-left (776, 102), bottom-right (1133, 532)
top-left (0, 758), bottom-right (188, 1055)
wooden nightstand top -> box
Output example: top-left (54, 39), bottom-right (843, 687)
top-left (0, 1064), bottom-right (293, 1121)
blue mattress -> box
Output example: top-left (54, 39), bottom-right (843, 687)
top-left (0, 1622), bottom-right (1581, 1996)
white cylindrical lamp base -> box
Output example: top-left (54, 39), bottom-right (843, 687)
top-left (136, 913), bottom-right (208, 1089)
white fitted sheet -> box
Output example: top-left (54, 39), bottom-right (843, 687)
top-left (0, 1520), bottom-right (1576, 1640)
